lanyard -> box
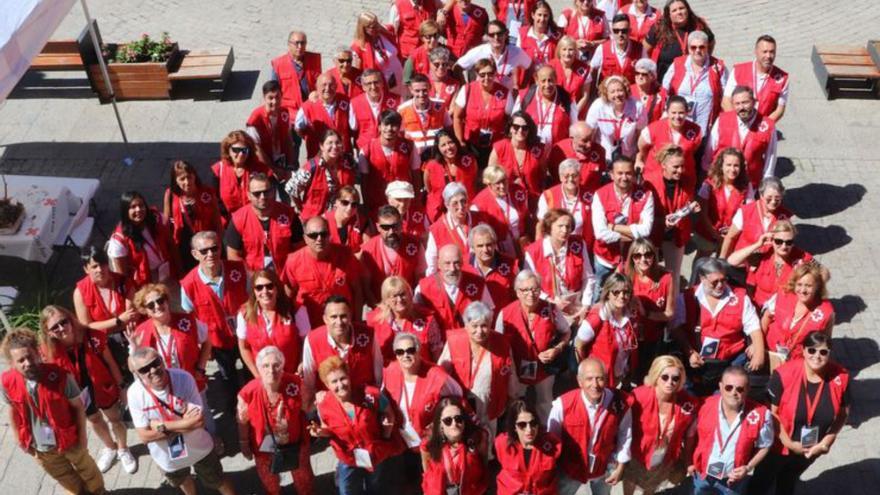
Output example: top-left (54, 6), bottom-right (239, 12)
top-left (443, 444), bottom-right (467, 487)
top-left (511, 0), bottom-right (525, 21)
top-left (153, 328), bottom-right (176, 368)
top-left (444, 213), bottom-right (470, 253)
top-left (442, 160), bottom-right (459, 185)
top-left (465, 346), bottom-right (488, 389)
top-left (714, 411), bottom-right (743, 455)
top-left (377, 241), bottom-right (399, 275)
top-left (24, 381), bottom-right (49, 422)
top-left (414, 106), bottom-right (432, 142)
top-left (588, 400), bottom-right (608, 454)
top-left (178, 195), bottom-right (197, 230)
top-left (732, 118), bottom-right (754, 152)
top-left (598, 115), bottom-right (626, 144)
top-left (536, 97), bottom-right (556, 128)
top-left (144, 380), bottom-right (183, 422)
top-left (784, 306), bottom-right (815, 350)
top-left (577, 13), bottom-right (595, 40)
top-left (688, 63), bottom-right (709, 94)
top-left (657, 402), bottom-right (676, 443)
top-left (674, 29), bottom-right (688, 54)
top-left (802, 377), bottom-right (825, 427)
top-left (495, 50), bottom-right (510, 79)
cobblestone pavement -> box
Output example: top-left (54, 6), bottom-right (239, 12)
top-left (1, 0), bottom-right (879, 493)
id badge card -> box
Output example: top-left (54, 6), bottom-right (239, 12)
top-left (519, 360), bottom-right (538, 381)
top-left (168, 434), bottom-right (189, 460)
top-left (35, 423), bottom-right (57, 447)
top-left (354, 448), bottom-right (373, 469)
top-left (263, 255), bottom-right (275, 271)
top-left (78, 386), bottom-right (91, 411)
top-left (700, 337), bottom-right (720, 359)
top-left (706, 461), bottom-right (725, 480)
top-left (258, 434), bottom-right (277, 453)
top-left (776, 345), bottom-right (790, 361)
top-left (800, 426), bottom-right (819, 447)
top-left (400, 423), bottom-right (421, 448)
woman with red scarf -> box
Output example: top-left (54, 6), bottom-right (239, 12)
top-left (211, 130), bottom-right (271, 219)
top-left (420, 396), bottom-right (489, 495)
top-left (750, 332), bottom-right (849, 495)
top-left (237, 346), bottom-right (313, 495)
top-left (325, 186), bottom-right (370, 254)
top-left (495, 400), bottom-right (561, 495)
top-left (423, 129), bottom-right (479, 222)
top-left (163, 160), bottom-right (223, 271)
top-left (236, 270), bottom-right (303, 377)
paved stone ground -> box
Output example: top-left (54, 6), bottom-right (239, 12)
top-left (1, 0), bottom-right (879, 493)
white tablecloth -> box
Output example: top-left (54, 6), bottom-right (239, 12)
top-left (0, 175), bottom-right (98, 263)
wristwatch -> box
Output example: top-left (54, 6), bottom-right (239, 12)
top-left (156, 423), bottom-right (168, 435)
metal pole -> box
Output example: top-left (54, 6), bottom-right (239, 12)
top-left (80, 0), bottom-right (128, 144)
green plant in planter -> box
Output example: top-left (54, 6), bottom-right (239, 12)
top-left (109, 32), bottom-right (175, 63)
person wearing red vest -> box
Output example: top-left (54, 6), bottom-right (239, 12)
top-left (359, 110), bottom-right (421, 211)
top-left (439, 0), bottom-right (490, 58)
top-left (636, 96), bottom-right (703, 190)
top-left (751, 332), bottom-right (849, 495)
top-left (282, 216), bottom-right (365, 327)
top-left (423, 46), bottom-right (461, 112)
top-left (623, 0), bottom-right (659, 44)
top-left (360, 206), bottom-right (426, 306)
top-left (589, 14), bottom-right (644, 85)
top-left (548, 122), bottom-right (606, 190)
top-left (327, 47), bottom-right (364, 100)
top-left (591, 156), bottom-right (655, 289)
top-left (547, 358), bottom-right (633, 495)
top-left (684, 258), bottom-right (765, 374)
top-left (515, 66), bottom-right (577, 147)
top-left (516, 2), bottom-right (562, 66)
top-left (398, 73), bottom-right (451, 154)
top-left (761, 262), bottom-right (833, 368)
top-left (438, 301), bottom-right (517, 438)
top-left (324, 186), bottom-right (368, 254)
top-left (470, 167), bottom-right (530, 259)
top-left (551, 39), bottom-right (591, 118)
top-left (623, 355), bottom-right (698, 494)
top-left (39, 305), bottom-right (134, 475)
top-left (494, 0), bottom-right (536, 29)
top-left (236, 347), bottom-right (313, 495)
top-left (495, 399), bottom-right (562, 495)
top-left (236, 270), bottom-right (304, 377)
top-left (704, 86), bottom-right (777, 188)
top-left (349, 69), bottom-right (402, 152)
top-left (352, 12), bottom-right (406, 95)
top-left (1, 329), bottom-right (105, 494)
top-left (301, 296), bottom-right (383, 408)
top-left (630, 58), bottom-right (668, 124)
top-left (467, 223), bottom-right (519, 311)
top-left (270, 30), bottom-right (321, 116)
top-left (525, 208), bottom-right (597, 313)
top-left (689, 366), bottom-right (773, 494)
top-left (286, 131), bottom-right (358, 222)
top-left (537, 158), bottom-right (596, 249)
top-left (415, 244), bottom-right (495, 331)
top-left (693, 147), bottom-right (752, 260)
top-left (720, 177), bottom-right (790, 258)
top-left (402, 20), bottom-right (442, 85)
top-left (389, 0), bottom-right (441, 58)
top-left (109, 191), bottom-right (179, 289)
top-left (488, 112), bottom-right (549, 203)
top-left (722, 35), bottom-right (790, 122)
top-left (211, 130), bottom-right (273, 219)
top-left (422, 129), bottom-right (479, 222)
top-left (246, 81), bottom-right (296, 170)
top-left (420, 397), bottom-right (490, 494)
top-left (497, 270), bottom-right (570, 421)
top-left (661, 30), bottom-right (728, 136)
top-left (163, 160), bottom-right (224, 272)
top-left (386, 180), bottom-right (432, 242)
top-left (225, 173), bottom-right (301, 273)
top-left (382, 332), bottom-right (463, 451)
top-left (311, 355), bottom-right (406, 492)
top-left (424, 182), bottom-right (493, 275)
top-left (181, 231), bottom-right (249, 388)
top-left (368, 277), bottom-right (444, 365)
top-left (452, 57), bottom-right (515, 163)
top-left (557, 1), bottom-right (608, 61)
top-left (295, 74), bottom-right (353, 159)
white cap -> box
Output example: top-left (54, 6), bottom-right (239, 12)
top-left (385, 181), bottom-right (415, 199)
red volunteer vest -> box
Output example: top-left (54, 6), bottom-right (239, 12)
top-left (518, 27), bottom-right (560, 65)
top-left (713, 111), bottom-right (775, 188)
top-left (583, 308), bottom-right (640, 388)
top-left (417, 271), bottom-right (486, 331)
top-left (494, 0), bottom-right (536, 23)
top-left (643, 118), bottom-right (702, 189)
top-left (499, 300), bottom-right (558, 384)
top-left (283, 244), bottom-right (359, 327)
top-left (395, 0), bottom-right (438, 57)
top-left (271, 52), bottom-right (322, 113)
top-left (423, 154), bottom-right (479, 221)
top-left (211, 158), bottom-right (271, 215)
top-left (562, 9), bottom-right (606, 43)
top-left (445, 5), bottom-right (489, 57)
top-left (624, 5), bottom-right (659, 43)
top-left (382, 361), bottom-right (451, 438)
top-left (593, 183), bottom-right (651, 266)
top-left (351, 92), bottom-right (401, 150)
top-left (2, 365), bottom-right (79, 452)
top-left (525, 236), bottom-right (588, 299)
top-left (630, 83), bottom-right (668, 124)
top-left (297, 157), bottom-right (358, 221)
top-left (180, 260), bottom-right (249, 350)
top-left (421, 435), bottom-right (489, 495)
top-left (524, 91), bottom-right (570, 146)
top-left (362, 138), bottom-right (415, 209)
top-left (599, 39), bottom-right (642, 82)
top-left (325, 210), bottom-right (366, 253)
top-left (541, 185), bottom-right (596, 248)
top-left (317, 386), bottom-right (405, 467)
top-left (766, 291), bottom-right (833, 356)
top-left (238, 373), bottom-right (305, 452)
top-left (748, 248), bottom-right (812, 308)
top-left (429, 75), bottom-right (461, 112)
top-left (645, 177), bottom-right (694, 248)
top-left (111, 215), bottom-right (176, 288)
top-left (444, 329), bottom-right (512, 420)
top-left (493, 139), bottom-right (546, 199)
top-left (167, 186), bottom-right (221, 245)
top-left (409, 45), bottom-right (431, 77)
top-left (774, 358), bottom-right (848, 454)
top-left (495, 432), bottom-right (561, 495)
top-left (351, 35), bottom-right (401, 73)
top-left (733, 201), bottom-right (791, 252)
top-left (44, 331), bottom-right (118, 409)
top-left (300, 97), bottom-right (353, 158)
top-left (360, 234), bottom-right (422, 300)
top-left (632, 270), bottom-right (673, 343)
top-left (327, 66), bottom-right (364, 100)
top-left (668, 55), bottom-right (725, 124)
top-left (698, 287), bottom-right (750, 360)
top-left (76, 273), bottom-right (129, 323)
top-left (246, 105), bottom-right (295, 166)
top-left (696, 180), bottom-right (747, 241)
top-left (471, 185), bottom-right (529, 243)
top-left (402, 204), bottom-right (430, 239)
top-left (428, 211), bottom-right (492, 261)
top-left (692, 395), bottom-right (769, 474)
top-left (231, 202), bottom-right (297, 272)
top-left (308, 324), bottom-right (378, 392)
top-left (548, 138), bottom-right (605, 191)
top-left (241, 309), bottom-right (302, 373)
top-left (470, 254), bottom-right (518, 311)
top-left (631, 385), bottom-right (699, 468)
top-left (368, 306), bottom-right (438, 365)
top-left (550, 59), bottom-right (591, 105)
top-left (135, 314), bottom-right (205, 390)
top-left (462, 81), bottom-right (509, 146)
top-left (732, 62), bottom-right (789, 118)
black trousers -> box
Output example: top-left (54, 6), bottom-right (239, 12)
top-left (749, 451), bottom-right (814, 495)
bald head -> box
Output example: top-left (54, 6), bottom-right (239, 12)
top-left (438, 244), bottom-right (463, 283)
top-left (577, 357), bottom-right (607, 403)
top-left (316, 73), bottom-right (336, 102)
top-left (304, 216), bottom-right (330, 255)
top-left (570, 121), bottom-right (591, 140)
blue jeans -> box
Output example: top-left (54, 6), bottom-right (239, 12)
top-left (693, 473), bottom-right (749, 494)
top-left (335, 455), bottom-right (401, 495)
top-left (592, 259), bottom-right (616, 303)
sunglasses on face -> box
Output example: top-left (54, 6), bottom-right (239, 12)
top-left (610, 289), bottom-right (632, 297)
top-left (394, 347), bottom-right (418, 357)
top-left (723, 384), bottom-right (745, 393)
top-left (422, 33), bottom-right (440, 40)
top-left (197, 245), bottom-right (219, 256)
top-left (612, 28), bottom-right (630, 34)
top-left (516, 419), bottom-right (539, 430)
top-left (338, 199), bottom-right (354, 207)
top-left (660, 373), bottom-right (682, 383)
top-left (487, 31), bottom-right (506, 39)
top-left (432, 61), bottom-right (450, 68)
top-left (250, 189), bottom-right (271, 198)
top-left (145, 296), bottom-right (167, 311)
top-left (305, 231), bottom-right (330, 240)
top-left (690, 45), bottom-right (708, 51)
top-left (806, 347), bottom-right (830, 357)
top-left (511, 123), bottom-right (529, 132)
top-left (706, 277), bottom-right (727, 287)
top-left (137, 357), bottom-right (163, 375)
top-left (289, 40), bottom-right (307, 46)
top-left (378, 222), bottom-right (401, 231)
top-left (49, 318), bottom-right (70, 333)
top-left (337, 58), bottom-right (353, 64)
top-left (230, 146), bottom-right (249, 155)
top-left (441, 415), bottom-right (465, 426)
top-left (632, 252), bottom-right (655, 261)
top-left (254, 283), bottom-right (275, 293)
top-left (773, 238), bottom-right (794, 247)
top-left (635, 72), bottom-right (650, 77)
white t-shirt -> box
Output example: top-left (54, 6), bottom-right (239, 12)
top-left (585, 97), bottom-right (646, 162)
top-left (456, 43), bottom-right (533, 90)
top-left (107, 228), bottom-right (163, 270)
top-left (128, 368), bottom-right (214, 473)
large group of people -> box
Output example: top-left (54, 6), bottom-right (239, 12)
top-left (1, 1), bottom-right (850, 495)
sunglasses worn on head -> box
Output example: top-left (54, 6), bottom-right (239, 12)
top-left (137, 357), bottom-right (163, 375)
top-left (441, 415), bottom-right (465, 426)
top-left (146, 296), bottom-right (167, 311)
top-left (660, 373), bottom-right (682, 383)
top-left (197, 245), bottom-right (219, 256)
top-left (516, 419), bottom-right (539, 430)
top-left (723, 384), bottom-right (745, 393)
top-left (806, 347), bottom-right (830, 357)
top-left (394, 347), bottom-right (417, 357)
top-left (231, 146), bottom-right (249, 154)
top-left (773, 238), bottom-right (794, 246)
top-left (305, 231), bottom-right (330, 240)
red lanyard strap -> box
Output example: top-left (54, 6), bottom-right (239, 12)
top-left (802, 377), bottom-right (825, 427)
top-left (145, 381), bottom-right (184, 422)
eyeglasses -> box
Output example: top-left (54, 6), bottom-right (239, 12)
top-left (516, 419), bottom-right (539, 430)
top-left (632, 252), bottom-right (655, 261)
top-left (723, 384), bottom-right (745, 393)
top-left (610, 289), bottom-right (632, 297)
top-left (432, 61), bottom-right (450, 68)
top-left (394, 347), bottom-right (418, 357)
top-left (137, 357), bottom-right (164, 375)
top-left (230, 146), bottom-right (249, 155)
top-left (612, 28), bottom-right (630, 34)
top-left (337, 58), bottom-right (353, 64)
top-left (338, 199), bottom-right (355, 207)
top-left (805, 347), bottom-right (830, 357)
top-left (487, 31), bottom-right (506, 39)
top-left (511, 123), bottom-right (529, 132)
top-left (378, 222), bottom-right (401, 231)
top-left (660, 373), bottom-right (682, 383)
top-left (477, 71), bottom-right (496, 79)
top-left (250, 189), bottom-right (271, 198)
top-left (254, 283), bottom-right (275, 293)
top-left (197, 245), bottom-right (219, 256)
top-left (441, 415), bottom-right (465, 426)
top-left (517, 287), bottom-right (541, 294)
top-left (49, 318), bottom-right (70, 333)
top-left (145, 296), bottom-right (167, 311)
top-left (635, 71), bottom-right (650, 77)
top-left (288, 40), bottom-right (307, 46)
top-left (773, 238), bottom-right (794, 247)
top-left (689, 45), bottom-right (708, 51)
top-left (305, 231), bottom-right (330, 240)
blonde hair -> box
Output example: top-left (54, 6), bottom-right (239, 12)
top-left (379, 276), bottom-right (415, 321)
top-left (644, 355), bottom-right (686, 391)
top-left (769, 219), bottom-right (797, 237)
top-left (784, 262), bottom-right (829, 300)
top-left (598, 75), bottom-right (631, 102)
top-left (354, 12), bottom-right (383, 48)
top-left (482, 164), bottom-right (508, 186)
top-left (38, 305), bottom-right (85, 361)
top-left (133, 283), bottom-right (170, 314)
top-left (555, 35), bottom-right (578, 58)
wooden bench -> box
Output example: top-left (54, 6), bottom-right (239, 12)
top-left (30, 40), bottom-right (85, 71)
top-left (168, 47), bottom-right (235, 95)
top-left (812, 43), bottom-right (880, 100)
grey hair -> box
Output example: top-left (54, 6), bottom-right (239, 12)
top-left (688, 30), bottom-right (709, 45)
top-left (255, 345), bottom-right (286, 368)
top-left (442, 182), bottom-right (468, 206)
top-left (634, 58), bottom-right (657, 75)
top-left (463, 301), bottom-right (493, 325)
top-left (191, 230), bottom-right (218, 249)
top-left (131, 346), bottom-right (158, 362)
top-left (759, 177), bottom-right (785, 196)
top-left (514, 269), bottom-right (541, 288)
top-left (468, 223), bottom-right (497, 246)
top-left (558, 158), bottom-right (581, 176)
top-left (696, 257), bottom-right (729, 279)
top-left (392, 332), bottom-right (420, 352)
top-left (334, 46), bottom-right (353, 57)
top-left (429, 46), bottom-right (452, 64)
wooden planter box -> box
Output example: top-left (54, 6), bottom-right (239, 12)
top-left (88, 44), bottom-right (181, 100)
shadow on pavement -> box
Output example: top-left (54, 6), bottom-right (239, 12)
top-left (797, 458), bottom-right (880, 494)
top-left (830, 295), bottom-right (868, 325)
top-left (793, 223), bottom-right (851, 255)
top-left (786, 183), bottom-right (866, 219)
top-left (776, 156), bottom-right (795, 179)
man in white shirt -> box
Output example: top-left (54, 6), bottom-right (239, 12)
top-left (128, 347), bottom-right (234, 495)
top-left (722, 35), bottom-right (790, 123)
top-left (455, 20), bottom-right (533, 90)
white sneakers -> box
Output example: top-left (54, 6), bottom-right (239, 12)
top-left (118, 448), bottom-right (138, 474)
top-left (96, 447), bottom-right (116, 473)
